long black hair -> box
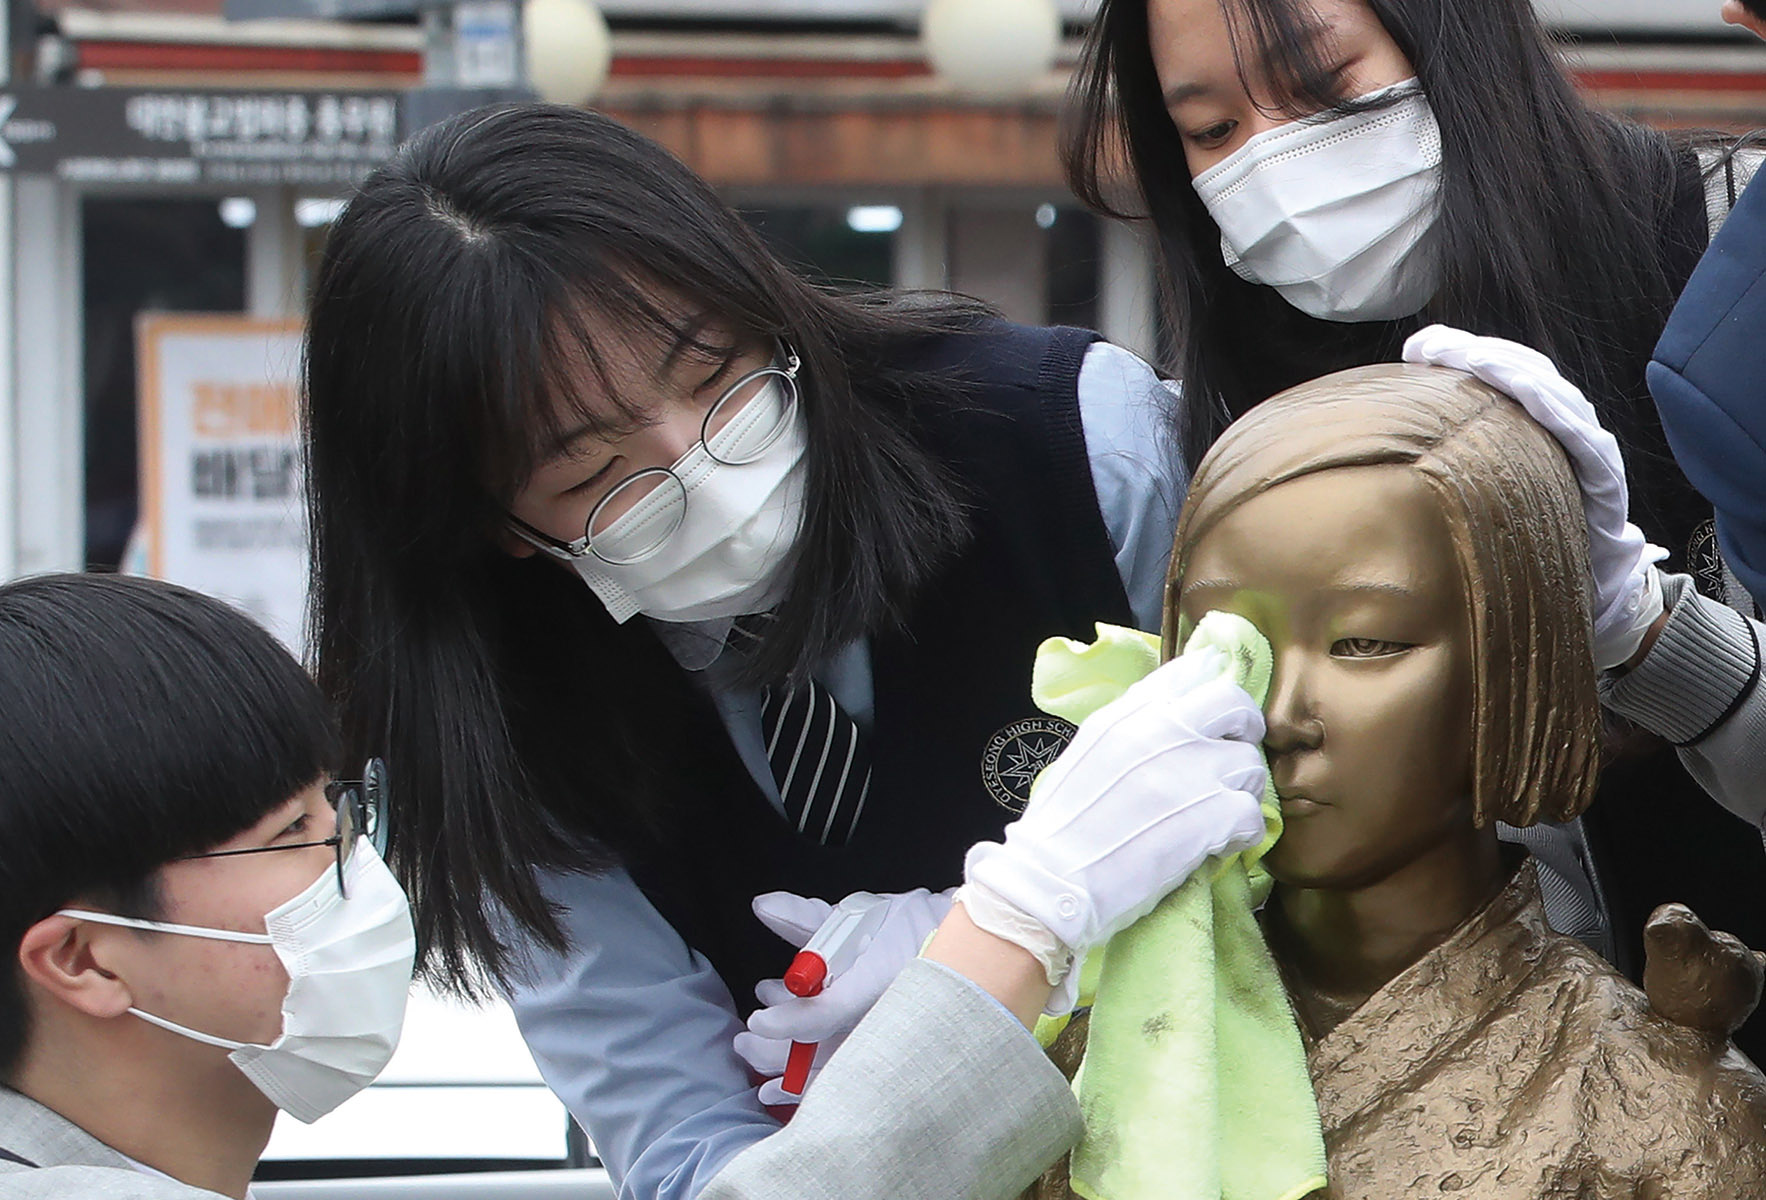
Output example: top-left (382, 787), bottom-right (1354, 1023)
top-left (305, 104), bottom-right (993, 991)
top-left (1063, 0), bottom-right (1704, 479)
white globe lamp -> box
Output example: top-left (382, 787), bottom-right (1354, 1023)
top-left (524, 0), bottom-right (613, 107)
top-left (922, 0), bottom-right (1062, 97)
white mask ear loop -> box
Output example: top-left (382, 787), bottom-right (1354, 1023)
top-left (57, 909), bottom-right (275, 944)
top-left (125, 1007), bottom-right (253, 1051)
top-left (54, 908), bottom-right (277, 1052)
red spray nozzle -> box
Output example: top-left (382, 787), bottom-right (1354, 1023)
top-left (783, 950), bottom-right (828, 997)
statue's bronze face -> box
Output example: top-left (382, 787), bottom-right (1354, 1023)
top-left (1179, 464), bottom-right (1476, 890)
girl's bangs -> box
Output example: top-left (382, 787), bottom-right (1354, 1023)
top-left (1222, 0), bottom-right (1405, 122)
top-left (485, 261), bottom-right (749, 504)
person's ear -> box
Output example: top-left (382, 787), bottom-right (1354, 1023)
top-left (16, 915), bottom-right (135, 1019)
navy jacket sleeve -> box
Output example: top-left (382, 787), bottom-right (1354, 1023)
top-left (1649, 165), bottom-right (1766, 608)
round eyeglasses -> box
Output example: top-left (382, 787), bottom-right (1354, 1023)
top-left (181, 758), bottom-right (388, 898)
top-left (510, 342), bottom-right (801, 566)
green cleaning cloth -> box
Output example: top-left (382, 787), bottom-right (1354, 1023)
top-left (1029, 616), bottom-right (1327, 1200)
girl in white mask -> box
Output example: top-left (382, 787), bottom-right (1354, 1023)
top-left (1064, 0), bottom-right (1766, 1064)
top-left (0, 574), bottom-right (415, 1200)
top-left (301, 104), bottom-right (1201, 1200)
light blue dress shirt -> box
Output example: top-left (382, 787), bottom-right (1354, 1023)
top-left (505, 342), bottom-right (1186, 1200)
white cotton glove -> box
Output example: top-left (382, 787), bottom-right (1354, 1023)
top-left (959, 646), bottom-right (1268, 1014)
top-left (1403, 324), bottom-right (1668, 669)
top-left (734, 887), bottom-right (954, 1106)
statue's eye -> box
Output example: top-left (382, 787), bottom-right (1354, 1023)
top-left (1332, 637), bottom-right (1408, 659)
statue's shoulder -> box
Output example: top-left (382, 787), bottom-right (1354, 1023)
top-left (1564, 940), bottom-right (1766, 1183)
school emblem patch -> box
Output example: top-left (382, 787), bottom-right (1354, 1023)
top-left (1690, 518), bottom-right (1764, 619)
top-left (1689, 519), bottom-right (1726, 603)
top-left (980, 717), bottom-right (1077, 813)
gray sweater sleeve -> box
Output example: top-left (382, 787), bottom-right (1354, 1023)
top-left (702, 959), bottom-right (1081, 1200)
top-left (1600, 571), bottom-right (1766, 827)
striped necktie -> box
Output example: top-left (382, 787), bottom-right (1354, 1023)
top-left (761, 678), bottom-right (873, 847)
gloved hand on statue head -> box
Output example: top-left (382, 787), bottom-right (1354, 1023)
top-left (1403, 324), bottom-right (1668, 670)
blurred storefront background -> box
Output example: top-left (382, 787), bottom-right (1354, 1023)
top-left (0, 0), bottom-right (1761, 593)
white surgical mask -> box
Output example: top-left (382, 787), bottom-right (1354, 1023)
top-left (61, 843), bottom-right (416, 1124)
top-left (571, 394), bottom-right (809, 625)
top-left (1191, 80), bottom-right (1443, 323)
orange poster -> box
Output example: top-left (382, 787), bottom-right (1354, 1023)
top-left (136, 313), bottom-right (307, 651)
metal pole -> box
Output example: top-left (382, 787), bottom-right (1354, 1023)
top-left (402, 0), bottom-right (528, 138)
top-left (894, 188), bottom-right (948, 291)
top-left (0, 0), bottom-right (18, 580)
top-left (1098, 217), bottom-right (1158, 364)
top-left (423, 3), bottom-right (457, 86)
top-left (12, 175), bottom-right (80, 575)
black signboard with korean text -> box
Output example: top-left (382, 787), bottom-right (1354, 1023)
top-left (0, 87), bottom-right (400, 185)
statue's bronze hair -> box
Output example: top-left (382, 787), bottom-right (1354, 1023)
top-left (1163, 363), bottom-right (1601, 828)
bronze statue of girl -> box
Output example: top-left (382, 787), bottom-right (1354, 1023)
top-left (1034, 364), bottom-right (1766, 1198)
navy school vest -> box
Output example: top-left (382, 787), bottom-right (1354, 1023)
top-left (622, 322), bottom-right (1136, 1014)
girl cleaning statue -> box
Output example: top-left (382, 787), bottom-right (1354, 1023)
top-left (1030, 355), bottom-right (1766, 1199)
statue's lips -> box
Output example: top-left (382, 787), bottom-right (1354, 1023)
top-left (1277, 792), bottom-right (1327, 815)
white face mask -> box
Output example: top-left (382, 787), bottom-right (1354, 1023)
top-left (61, 843), bottom-right (416, 1124)
top-left (1191, 80), bottom-right (1444, 323)
top-left (571, 392), bottom-right (809, 625)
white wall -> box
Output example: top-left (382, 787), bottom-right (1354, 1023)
top-left (1536, 0), bottom-right (1743, 34)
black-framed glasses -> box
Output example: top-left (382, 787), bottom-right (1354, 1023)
top-left (509, 341), bottom-right (802, 566)
top-left (182, 758), bottom-right (388, 898)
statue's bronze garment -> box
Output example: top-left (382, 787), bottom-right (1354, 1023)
top-left (1285, 860), bottom-right (1766, 1199)
top-left (1030, 860), bottom-right (1766, 1200)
